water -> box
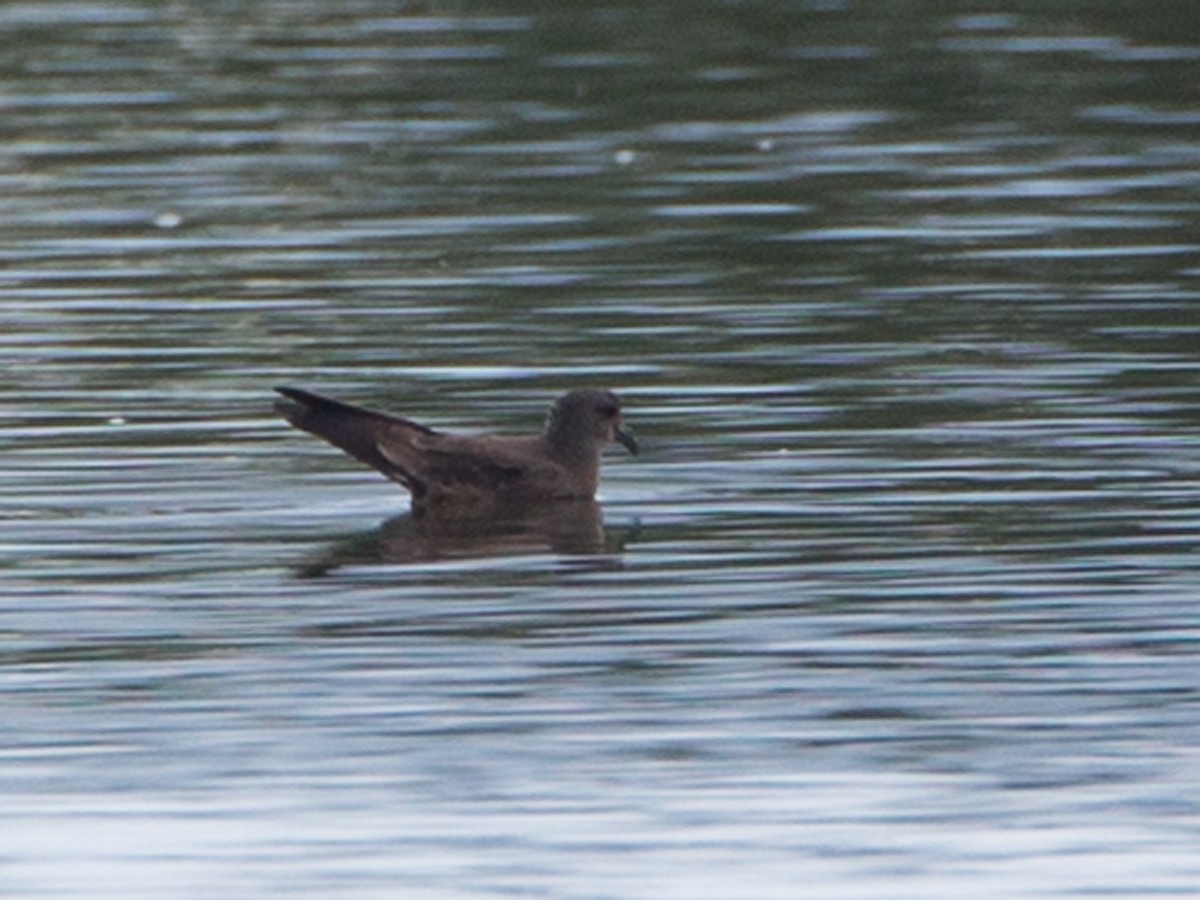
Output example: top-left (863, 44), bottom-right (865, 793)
top-left (4, 1), bottom-right (1200, 896)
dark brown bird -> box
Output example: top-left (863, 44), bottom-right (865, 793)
top-left (274, 386), bottom-right (638, 516)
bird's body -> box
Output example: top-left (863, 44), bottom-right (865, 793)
top-left (273, 387), bottom-right (637, 517)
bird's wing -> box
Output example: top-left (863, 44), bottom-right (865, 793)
top-left (378, 432), bottom-right (564, 506)
top-left (274, 386), bottom-right (439, 492)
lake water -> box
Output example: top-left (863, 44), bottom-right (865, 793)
top-left (4, 1), bottom-right (1200, 897)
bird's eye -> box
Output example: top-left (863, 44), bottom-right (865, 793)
top-left (596, 402), bottom-right (618, 418)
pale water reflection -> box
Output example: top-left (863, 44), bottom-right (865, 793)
top-left (4, 1), bottom-right (1200, 898)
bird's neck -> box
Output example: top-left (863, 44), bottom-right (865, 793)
top-left (542, 432), bottom-right (602, 491)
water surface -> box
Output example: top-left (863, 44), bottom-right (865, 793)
top-left (4, 2), bottom-right (1200, 897)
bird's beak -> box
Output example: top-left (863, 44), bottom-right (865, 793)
top-left (614, 424), bottom-right (639, 455)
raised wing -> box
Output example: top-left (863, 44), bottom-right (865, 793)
top-left (274, 386), bottom-right (439, 492)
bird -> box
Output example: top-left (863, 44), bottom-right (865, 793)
top-left (273, 386), bottom-right (638, 517)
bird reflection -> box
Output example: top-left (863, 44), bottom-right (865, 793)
top-left (294, 499), bottom-right (632, 576)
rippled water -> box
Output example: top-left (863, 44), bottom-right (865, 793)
top-left (4, 2), bottom-right (1200, 897)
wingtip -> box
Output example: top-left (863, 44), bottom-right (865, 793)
top-left (272, 385), bottom-right (315, 423)
top-left (273, 385), bottom-right (329, 413)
